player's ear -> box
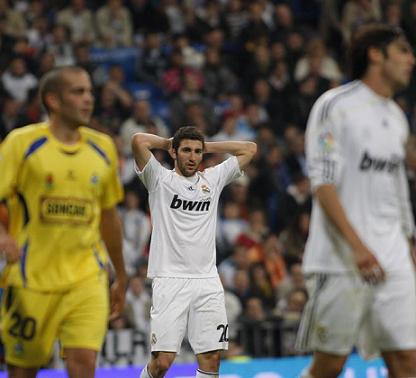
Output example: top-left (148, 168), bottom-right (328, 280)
top-left (169, 148), bottom-right (176, 160)
top-left (368, 46), bottom-right (384, 65)
top-left (45, 93), bottom-right (60, 112)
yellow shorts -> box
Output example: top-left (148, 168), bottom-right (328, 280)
top-left (1, 271), bottom-right (109, 368)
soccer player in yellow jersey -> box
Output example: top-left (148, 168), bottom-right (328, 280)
top-left (0, 66), bottom-right (127, 377)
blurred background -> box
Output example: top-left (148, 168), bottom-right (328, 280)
top-left (0, 0), bottom-right (415, 375)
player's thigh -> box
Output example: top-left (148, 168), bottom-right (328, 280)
top-left (372, 270), bottom-right (416, 351)
top-left (1, 287), bottom-right (61, 368)
top-left (150, 277), bottom-right (193, 353)
top-left (296, 273), bottom-right (368, 355)
top-left (188, 277), bottom-right (228, 354)
top-left (58, 271), bottom-right (109, 352)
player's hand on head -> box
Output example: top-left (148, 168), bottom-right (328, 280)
top-left (109, 276), bottom-right (128, 321)
top-left (0, 234), bottom-right (21, 264)
top-left (353, 245), bottom-right (385, 285)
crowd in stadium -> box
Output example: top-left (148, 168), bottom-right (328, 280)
top-left (1, 0), bottom-right (416, 360)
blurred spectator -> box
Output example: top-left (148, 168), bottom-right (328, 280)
top-left (244, 44), bottom-right (273, 92)
top-left (94, 84), bottom-right (130, 134)
top-left (102, 65), bottom-right (133, 109)
top-left (238, 1), bottom-right (270, 54)
top-left (284, 125), bottom-right (307, 176)
top-left (120, 98), bottom-right (169, 156)
top-left (125, 275), bottom-right (151, 332)
top-left (341, 0), bottom-right (382, 43)
top-left (162, 0), bottom-right (186, 34)
top-left (211, 110), bottom-right (253, 142)
top-left (1, 56), bottom-right (38, 103)
top-left (35, 51), bottom-right (56, 78)
top-left (275, 287), bottom-right (308, 356)
top-left (194, 0), bottom-right (227, 36)
top-left (56, 0), bottom-right (95, 44)
top-left (277, 262), bottom-right (306, 304)
top-left (224, 0), bottom-right (248, 41)
top-left (172, 32), bottom-right (205, 69)
top-left (232, 269), bottom-right (252, 306)
top-left (136, 31), bottom-right (169, 85)
top-left (168, 72), bottom-right (213, 131)
top-left (26, 16), bottom-right (49, 54)
top-left (127, 0), bottom-right (169, 36)
top-left (119, 191), bottom-right (151, 276)
top-left (217, 200), bottom-right (249, 257)
top-left (0, 96), bottom-right (21, 140)
top-left (218, 243), bottom-right (252, 290)
top-left (248, 262), bottom-right (276, 310)
top-left (262, 233), bottom-right (288, 289)
top-left (46, 24), bottom-right (75, 67)
top-left (279, 209), bottom-right (310, 265)
top-left (294, 37), bottom-right (343, 83)
top-left (0, 0), bottom-right (26, 38)
top-left (202, 47), bottom-right (238, 99)
top-left (402, 0), bottom-right (416, 48)
top-left (96, 0), bottom-right (133, 48)
top-left (161, 47), bottom-right (204, 96)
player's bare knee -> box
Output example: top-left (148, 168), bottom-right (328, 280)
top-left (310, 360), bottom-right (344, 378)
top-left (152, 353), bottom-right (175, 375)
top-left (197, 351), bottom-right (221, 372)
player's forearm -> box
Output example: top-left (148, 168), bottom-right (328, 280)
top-left (132, 133), bottom-right (171, 151)
top-left (100, 208), bottom-right (127, 282)
top-left (315, 184), bottom-right (366, 250)
top-left (205, 141), bottom-right (256, 156)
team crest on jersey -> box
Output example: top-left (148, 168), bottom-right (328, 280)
top-left (90, 173), bottom-right (99, 185)
top-left (318, 131), bottom-right (335, 154)
top-left (45, 173), bottom-right (54, 190)
top-left (201, 184), bottom-right (211, 193)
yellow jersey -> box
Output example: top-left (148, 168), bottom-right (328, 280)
top-left (0, 122), bottom-right (123, 291)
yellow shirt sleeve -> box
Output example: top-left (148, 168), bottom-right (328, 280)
top-left (0, 131), bottom-right (23, 201)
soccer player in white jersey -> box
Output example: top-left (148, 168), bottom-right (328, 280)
top-left (132, 126), bottom-right (256, 378)
top-left (296, 24), bottom-right (416, 378)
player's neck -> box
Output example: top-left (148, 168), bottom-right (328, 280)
top-left (48, 119), bottom-right (81, 144)
top-left (361, 74), bottom-right (394, 98)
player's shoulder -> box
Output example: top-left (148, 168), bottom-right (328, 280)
top-left (2, 122), bottom-right (49, 150)
top-left (314, 81), bottom-right (363, 120)
top-left (80, 127), bottom-right (115, 147)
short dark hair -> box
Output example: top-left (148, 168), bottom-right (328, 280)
top-left (172, 126), bottom-right (205, 151)
top-left (38, 66), bottom-right (87, 113)
top-left (349, 24), bottom-right (405, 80)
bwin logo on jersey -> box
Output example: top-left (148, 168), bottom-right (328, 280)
top-left (170, 194), bottom-right (210, 212)
top-left (359, 151), bottom-right (401, 173)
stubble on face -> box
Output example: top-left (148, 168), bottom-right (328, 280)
top-left (174, 140), bottom-right (204, 177)
top-left (383, 38), bottom-right (415, 91)
top-left (58, 71), bottom-right (94, 128)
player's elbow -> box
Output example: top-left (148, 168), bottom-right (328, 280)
top-left (246, 141), bottom-right (257, 157)
top-left (131, 133), bottom-right (150, 152)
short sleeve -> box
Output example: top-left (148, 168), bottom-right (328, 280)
top-left (135, 153), bottom-right (167, 193)
top-left (205, 156), bottom-right (243, 191)
top-left (306, 95), bottom-right (345, 191)
top-left (0, 132), bottom-right (23, 201)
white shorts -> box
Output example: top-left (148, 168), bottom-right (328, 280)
top-left (150, 276), bottom-right (229, 354)
top-left (296, 271), bottom-right (416, 359)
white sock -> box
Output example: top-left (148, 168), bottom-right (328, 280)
top-left (299, 367), bottom-right (315, 378)
top-left (140, 364), bottom-right (154, 378)
top-left (196, 368), bottom-right (219, 378)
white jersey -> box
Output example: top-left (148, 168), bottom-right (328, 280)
top-left (303, 80), bottom-right (415, 274)
top-left (137, 154), bottom-right (242, 278)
